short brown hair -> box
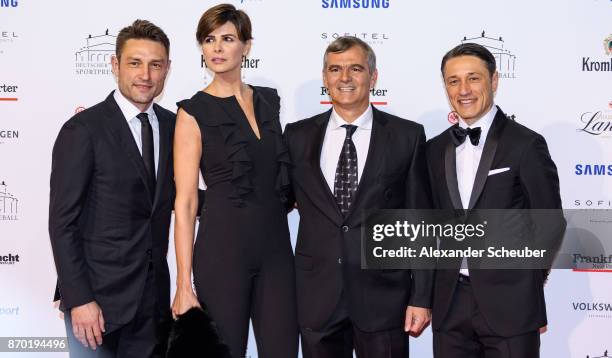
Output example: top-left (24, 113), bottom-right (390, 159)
top-left (196, 4), bottom-right (253, 44)
top-left (116, 19), bottom-right (170, 60)
top-left (323, 36), bottom-right (376, 73)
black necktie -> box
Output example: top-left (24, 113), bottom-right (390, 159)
top-left (451, 125), bottom-right (482, 146)
top-left (333, 124), bottom-right (358, 216)
top-left (137, 113), bottom-right (156, 194)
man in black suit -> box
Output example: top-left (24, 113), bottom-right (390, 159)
top-left (49, 20), bottom-right (175, 357)
top-left (285, 36), bottom-right (433, 357)
top-left (427, 43), bottom-right (564, 357)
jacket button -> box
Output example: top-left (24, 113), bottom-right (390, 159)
top-left (342, 225), bottom-right (349, 232)
top-left (338, 258), bottom-right (342, 264)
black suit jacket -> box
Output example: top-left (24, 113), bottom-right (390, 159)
top-left (285, 106), bottom-right (433, 333)
top-left (49, 92), bottom-right (176, 326)
top-left (426, 106), bottom-right (565, 337)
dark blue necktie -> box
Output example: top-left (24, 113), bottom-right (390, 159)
top-left (333, 124), bottom-right (358, 216)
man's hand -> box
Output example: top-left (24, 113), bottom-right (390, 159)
top-left (70, 301), bottom-right (105, 350)
top-left (404, 306), bottom-right (431, 337)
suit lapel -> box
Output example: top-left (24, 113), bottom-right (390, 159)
top-left (104, 92), bottom-right (154, 204)
top-left (304, 110), bottom-right (343, 226)
top-left (444, 134), bottom-right (463, 209)
top-left (468, 107), bottom-right (507, 209)
top-left (152, 104), bottom-right (172, 210)
top-left (346, 106), bottom-right (389, 220)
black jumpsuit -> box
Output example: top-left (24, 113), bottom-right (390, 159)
top-left (177, 86), bottom-right (298, 358)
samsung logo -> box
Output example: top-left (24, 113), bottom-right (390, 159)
top-left (322, 0), bottom-right (389, 9)
top-left (575, 164), bottom-right (612, 176)
top-left (0, 0), bottom-right (18, 7)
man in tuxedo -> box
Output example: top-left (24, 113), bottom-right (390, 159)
top-left (49, 20), bottom-right (175, 357)
top-left (285, 36), bottom-right (433, 357)
top-left (427, 43), bottom-right (564, 357)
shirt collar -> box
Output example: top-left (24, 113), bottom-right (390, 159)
top-left (113, 89), bottom-right (156, 123)
top-left (329, 105), bottom-right (373, 130)
top-left (458, 104), bottom-right (497, 130)
top-left (458, 104), bottom-right (497, 147)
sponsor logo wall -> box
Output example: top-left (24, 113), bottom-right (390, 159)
top-left (0, 181), bottom-right (18, 221)
top-left (1, 0), bottom-right (610, 357)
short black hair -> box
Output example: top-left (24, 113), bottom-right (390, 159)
top-left (441, 43), bottom-right (496, 77)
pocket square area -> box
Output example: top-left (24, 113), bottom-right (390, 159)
top-left (488, 167), bottom-right (510, 176)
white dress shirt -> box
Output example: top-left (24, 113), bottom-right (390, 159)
top-left (456, 105), bottom-right (497, 276)
top-left (320, 106), bottom-right (373, 192)
top-left (113, 89), bottom-right (160, 176)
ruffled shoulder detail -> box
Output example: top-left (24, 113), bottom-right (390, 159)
top-left (179, 92), bottom-right (253, 207)
top-left (253, 86), bottom-right (293, 210)
top-left (176, 88), bottom-right (292, 208)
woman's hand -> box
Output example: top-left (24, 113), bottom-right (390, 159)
top-left (171, 286), bottom-right (201, 320)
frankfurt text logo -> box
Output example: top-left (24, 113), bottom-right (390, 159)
top-left (320, 86), bottom-right (388, 106)
top-left (582, 35), bottom-right (612, 72)
top-left (200, 55), bottom-right (260, 70)
top-left (0, 0), bottom-right (18, 7)
top-left (200, 55), bottom-right (260, 83)
top-left (461, 31), bottom-right (517, 79)
top-left (75, 29), bottom-right (116, 76)
top-left (0, 181), bottom-right (18, 221)
top-left (0, 254), bottom-right (19, 265)
top-left (575, 164), bottom-right (612, 176)
top-left (573, 254), bottom-right (612, 270)
top-left (322, 0), bottom-right (390, 8)
top-left (578, 102), bottom-right (612, 137)
top-left (0, 129), bottom-right (18, 145)
top-left (0, 83), bottom-right (18, 101)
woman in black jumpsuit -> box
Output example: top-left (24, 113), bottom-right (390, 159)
top-left (172, 4), bottom-right (297, 357)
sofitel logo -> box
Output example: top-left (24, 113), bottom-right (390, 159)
top-left (460, 31), bottom-right (517, 79)
top-left (582, 35), bottom-right (612, 72)
top-left (0, 30), bottom-right (18, 55)
top-left (0, 181), bottom-right (18, 221)
top-left (74, 29), bottom-right (116, 76)
top-left (573, 199), bottom-right (612, 208)
top-left (578, 102), bottom-right (612, 137)
top-left (321, 32), bottom-right (389, 46)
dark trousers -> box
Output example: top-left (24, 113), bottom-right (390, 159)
top-left (64, 264), bottom-right (170, 358)
top-left (433, 277), bottom-right (540, 358)
top-left (301, 296), bottom-right (408, 358)
top-left (194, 248), bottom-right (298, 358)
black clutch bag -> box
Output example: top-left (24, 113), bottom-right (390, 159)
top-left (166, 307), bottom-right (232, 358)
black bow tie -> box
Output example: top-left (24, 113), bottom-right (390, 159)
top-left (451, 125), bottom-right (482, 146)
